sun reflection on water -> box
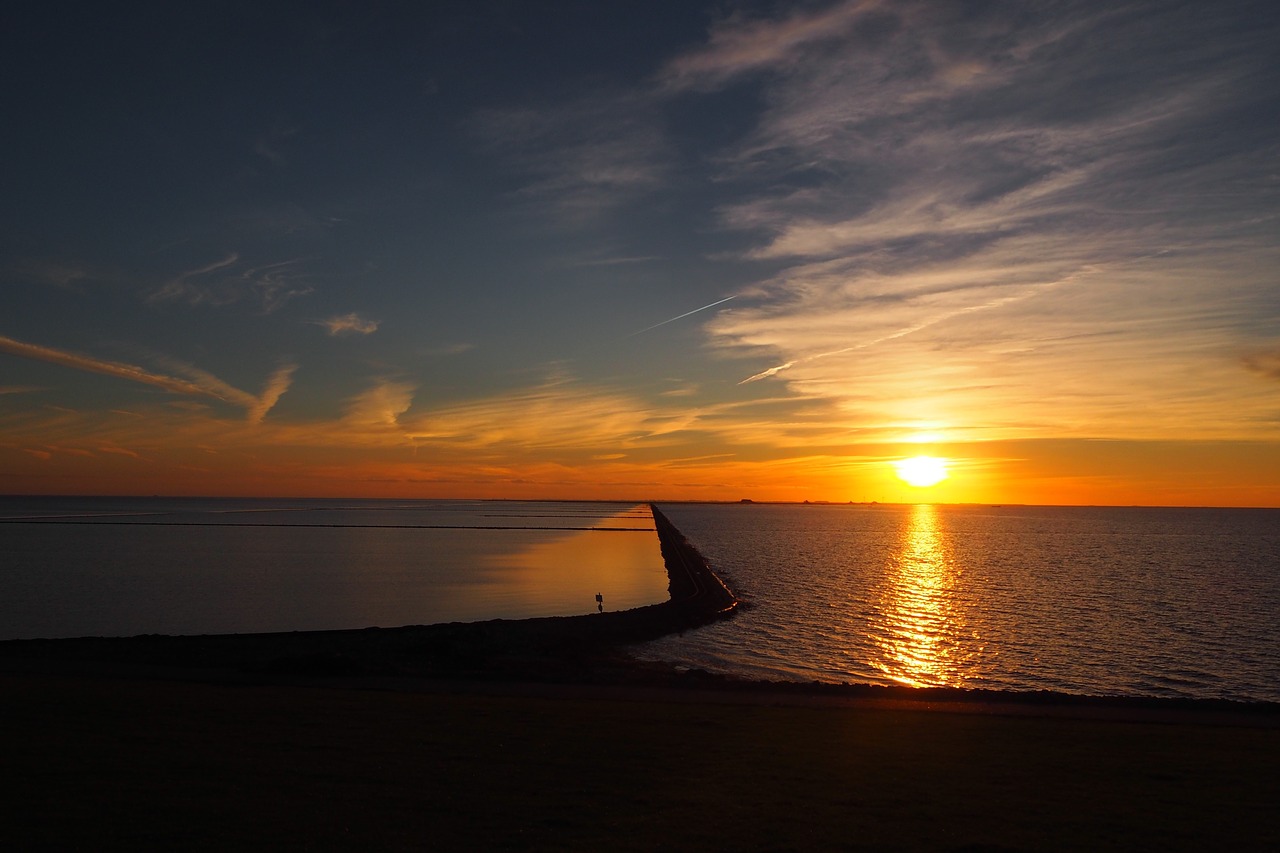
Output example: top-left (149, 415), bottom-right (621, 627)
top-left (872, 503), bottom-right (974, 687)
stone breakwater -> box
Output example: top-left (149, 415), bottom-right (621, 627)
top-left (0, 504), bottom-right (738, 681)
top-left (649, 503), bottom-right (738, 615)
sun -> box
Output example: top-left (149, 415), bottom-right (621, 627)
top-left (894, 455), bottom-right (949, 488)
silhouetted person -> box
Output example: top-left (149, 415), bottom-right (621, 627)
top-left (596, 592), bottom-right (603, 613)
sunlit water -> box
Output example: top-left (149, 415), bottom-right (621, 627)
top-left (0, 498), bottom-right (668, 639)
top-left (636, 503), bottom-right (1280, 702)
top-left (7, 497), bottom-right (1279, 701)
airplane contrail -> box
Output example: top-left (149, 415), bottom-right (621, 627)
top-left (624, 295), bottom-right (736, 338)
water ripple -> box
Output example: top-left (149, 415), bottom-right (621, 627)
top-left (637, 503), bottom-right (1280, 702)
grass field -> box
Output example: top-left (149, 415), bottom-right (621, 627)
top-left (3, 673), bottom-right (1277, 851)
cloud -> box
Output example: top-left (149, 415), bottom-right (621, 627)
top-left (405, 376), bottom-right (668, 452)
top-left (44, 445), bottom-right (95, 458)
top-left (660, 381), bottom-right (699, 398)
top-left (1243, 347), bottom-right (1280, 381)
top-left (246, 364), bottom-right (299, 425)
top-left (150, 356), bottom-right (298, 423)
top-left (1, 334), bottom-right (231, 399)
top-left (342, 379), bottom-right (416, 430)
top-left (253, 122), bottom-right (298, 166)
top-left (149, 254), bottom-right (313, 313)
top-left (427, 343), bottom-right (474, 357)
top-left (468, 92), bottom-right (671, 223)
top-left (98, 445), bottom-right (140, 458)
top-left (0, 334), bottom-right (295, 423)
top-left (562, 254), bottom-right (660, 268)
top-left (713, 244), bottom-right (1280, 441)
top-left (664, 1), bottom-right (1280, 443)
top-left (740, 361), bottom-right (795, 385)
top-left (316, 313), bottom-right (379, 336)
top-left (149, 253), bottom-right (241, 305)
top-left (624, 296), bottom-right (736, 338)
top-left (16, 259), bottom-right (96, 290)
top-left (0, 385), bottom-right (42, 395)
top-left (659, 0), bottom-right (879, 92)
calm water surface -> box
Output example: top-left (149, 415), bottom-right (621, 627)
top-left (637, 503), bottom-right (1280, 702)
top-left (0, 498), bottom-right (668, 639)
top-left (6, 497), bottom-right (1278, 702)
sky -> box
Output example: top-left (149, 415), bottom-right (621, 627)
top-left (2, 0), bottom-right (1278, 505)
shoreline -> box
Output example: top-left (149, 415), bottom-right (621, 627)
top-left (1, 503), bottom-right (1276, 722)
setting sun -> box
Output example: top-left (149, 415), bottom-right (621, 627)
top-left (894, 456), bottom-right (949, 488)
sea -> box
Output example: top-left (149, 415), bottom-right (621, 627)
top-left (2, 497), bottom-right (1278, 703)
top-left (638, 502), bottom-right (1280, 703)
top-left (0, 497), bottom-right (668, 639)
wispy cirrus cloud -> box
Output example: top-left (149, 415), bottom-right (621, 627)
top-left (659, 0), bottom-right (879, 92)
top-left (341, 379), bottom-right (416, 430)
top-left (15, 259), bottom-right (97, 290)
top-left (98, 445), bottom-right (140, 459)
top-left (560, 252), bottom-right (660, 268)
top-left (424, 342), bottom-right (474, 357)
top-left (468, 92), bottom-right (671, 223)
top-left (1, 334), bottom-right (230, 399)
top-left (405, 375), bottom-right (677, 453)
top-left (661, 0), bottom-right (1280, 442)
top-left (1243, 347), bottom-right (1280, 381)
top-left (0, 371), bottom-right (701, 461)
top-left (149, 253), bottom-right (314, 313)
top-left (0, 334), bottom-right (296, 423)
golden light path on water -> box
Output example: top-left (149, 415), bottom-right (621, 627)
top-left (871, 503), bottom-right (978, 688)
top-left (637, 503), bottom-right (1280, 701)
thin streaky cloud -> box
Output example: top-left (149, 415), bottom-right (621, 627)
top-left (468, 93), bottom-right (671, 224)
top-left (624, 296), bottom-right (737, 339)
top-left (1, 334), bottom-right (228, 399)
top-left (149, 253), bottom-right (241, 304)
top-left (738, 289), bottom-right (1043, 384)
top-left (427, 343), bottom-right (475, 357)
top-left (153, 357), bottom-right (260, 410)
top-left (17, 259), bottom-right (94, 290)
top-left (149, 253), bottom-right (312, 313)
top-left (98, 446), bottom-right (140, 458)
top-left (564, 255), bottom-right (660, 268)
top-left (184, 253), bottom-right (242, 278)
top-left (739, 361), bottom-right (796, 385)
top-left (0, 334), bottom-right (294, 422)
top-left (660, 0), bottom-right (878, 92)
top-left (157, 356), bottom-right (297, 422)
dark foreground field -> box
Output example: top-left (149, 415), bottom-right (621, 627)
top-left (3, 672), bottom-right (1278, 852)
